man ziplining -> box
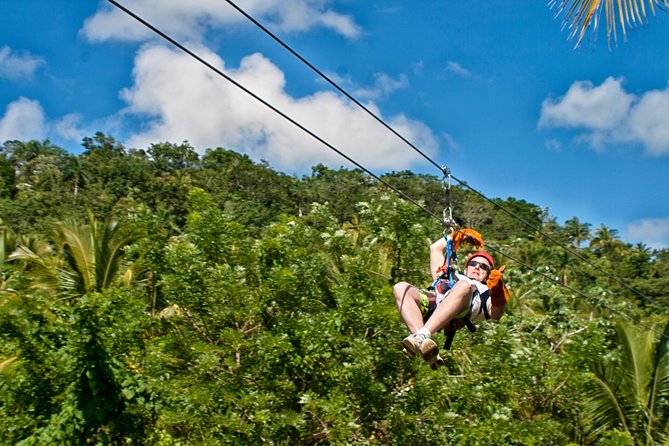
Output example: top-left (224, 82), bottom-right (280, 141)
top-left (393, 230), bottom-right (510, 369)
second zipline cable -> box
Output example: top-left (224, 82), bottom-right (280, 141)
top-left (105, 0), bottom-right (439, 222)
top-left (107, 0), bottom-right (663, 340)
top-left (220, 0), bottom-right (649, 304)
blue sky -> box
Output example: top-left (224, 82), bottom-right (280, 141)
top-left (1, 1), bottom-right (669, 249)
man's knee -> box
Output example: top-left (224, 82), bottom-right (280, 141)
top-left (393, 282), bottom-right (413, 303)
top-left (451, 280), bottom-right (474, 299)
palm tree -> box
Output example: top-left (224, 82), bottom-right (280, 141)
top-left (7, 213), bottom-right (145, 443)
top-left (590, 225), bottom-right (623, 255)
top-left (563, 217), bottom-right (591, 248)
top-left (9, 211), bottom-right (138, 299)
top-left (0, 223), bottom-right (12, 280)
top-left (63, 155), bottom-right (89, 196)
top-left (556, 217), bottom-right (592, 285)
top-left (583, 321), bottom-right (669, 444)
top-left (551, 0), bottom-right (669, 47)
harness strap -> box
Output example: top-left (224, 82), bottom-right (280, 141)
top-left (433, 234), bottom-right (457, 291)
top-left (435, 242), bottom-right (456, 274)
top-left (442, 317), bottom-right (477, 350)
top-left (443, 324), bottom-right (456, 351)
top-left (480, 291), bottom-right (491, 320)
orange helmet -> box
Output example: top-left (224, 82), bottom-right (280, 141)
top-left (465, 251), bottom-right (494, 270)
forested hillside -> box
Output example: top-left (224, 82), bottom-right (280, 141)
top-left (1, 134), bottom-right (668, 445)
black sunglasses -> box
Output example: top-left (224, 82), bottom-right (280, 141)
top-left (467, 260), bottom-right (491, 272)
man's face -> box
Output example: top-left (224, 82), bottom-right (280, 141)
top-left (465, 256), bottom-right (492, 282)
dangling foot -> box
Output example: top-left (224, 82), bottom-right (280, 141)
top-left (402, 334), bottom-right (420, 359)
top-left (402, 333), bottom-right (439, 365)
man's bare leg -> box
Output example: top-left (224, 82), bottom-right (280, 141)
top-left (393, 281), bottom-right (424, 334)
top-left (423, 280), bottom-right (473, 334)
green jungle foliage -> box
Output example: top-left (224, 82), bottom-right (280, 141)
top-left (1, 135), bottom-right (668, 445)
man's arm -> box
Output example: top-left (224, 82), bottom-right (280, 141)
top-left (429, 237), bottom-right (448, 281)
top-left (487, 266), bottom-right (509, 320)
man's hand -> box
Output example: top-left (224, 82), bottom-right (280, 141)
top-left (453, 228), bottom-right (484, 251)
top-left (487, 265), bottom-right (509, 305)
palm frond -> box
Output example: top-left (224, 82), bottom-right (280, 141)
top-left (583, 360), bottom-right (630, 436)
top-left (615, 323), bottom-right (655, 408)
top-left (550, 0), bottom-right (669, 47)
top-left (0, 225), bottom-right (9, 267)
top-left (54, 222), bottom-right (95, 295)
top-left (88, 211), bottom-right (136, 290)
top-left (8, 244), bottom-right (60, 295)
top-left (648, 321), bottom-right (669, 439)
top-left (0, 356), bottom-right (18, 373)
top-left (8, 213), bottom-right (138, 299)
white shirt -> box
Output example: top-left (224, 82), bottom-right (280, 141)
top-left (436, 273), bottom-right (491, 321)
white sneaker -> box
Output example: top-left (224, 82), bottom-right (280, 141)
top-left (402, 333), bottom-right (439, 365)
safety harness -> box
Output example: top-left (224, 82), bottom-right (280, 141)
top-left (431, 165), bottom-right (490, 350)
top-left (428, 231), bottom-right (491, 351)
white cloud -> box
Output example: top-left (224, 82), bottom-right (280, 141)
top-left (0, 98), bottom-right (89, 145)
top-left (625, 89), bottom-right (669, 156)
top-left (53, 113), bottom-right (87, 142)
top-left (544, 138), bottom-right (561, 153)
top-left (82, 0), bottom-right (361, 43)
top-left (441, 132), bottom-right (460, 151)
top-left (624, 217), bottom-right (669, 250)
top-left (0, 46), bottom-right (44, 81)
top-left (539, 77), bottom-right (633, 130)
top-left (539, 77), bottom-right (669, 156)
top-left (0, 97), bottom-right (47, 142)
top-left (354, 73), bottom-right (409, 100)
top-left (118, 45), bottom-right (437, 172)
top-left (317, 11), bottom-right (359, 37)
top-left (319, 71), bottom-right (409, 101)
top-left (446, 61), bottom-right (475, 78)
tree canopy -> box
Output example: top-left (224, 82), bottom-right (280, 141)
top-left (0, 135), bottom-right (667, 445)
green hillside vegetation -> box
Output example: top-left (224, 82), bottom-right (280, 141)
top-left (1, 134), bottom-right (668, 445)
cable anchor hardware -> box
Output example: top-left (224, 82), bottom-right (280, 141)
top-left (441, 165), bottom-right (458, 231)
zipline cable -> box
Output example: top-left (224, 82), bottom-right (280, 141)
top-left (483, 242), bottom-right (662, 337)
top-left (107, 0), bottom-right (664, 340)
top-left (452, 177), bottom-right (651, 304)
top-left (221, 0), bottom-right (444, 175)
top-left (106, 0), bottom-right (439, 223)
top-left (220, 0), bottom-right (650, 305)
